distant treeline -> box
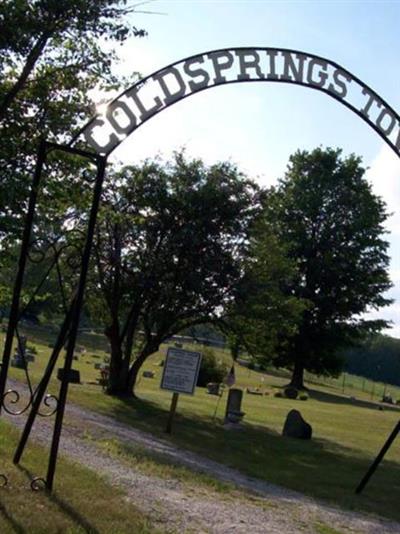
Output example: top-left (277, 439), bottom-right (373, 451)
top-left (342, 335), bottom-right (400, 386)
top-left (185, 326), bottom-right (400, 387)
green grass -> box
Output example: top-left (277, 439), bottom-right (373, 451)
top-left (314, 522), bottom-right (345, 534)
top-left (0, 419), bottom-right (155, 533)
top-left (89, 436), bottom-right (237, 495)
top-left (2, 326), bottom-right (400, 523)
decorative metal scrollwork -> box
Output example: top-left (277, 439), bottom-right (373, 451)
top-left (38, 393), bottom-right (58, 417)
top-left (0, 234), bottom-right (80, 419)
top-left (2, 389), bottom-right (58, 417)
top-left (2, 389), bottom-right (28, 416)
top-left (31, 477), bottom-right (47, 491)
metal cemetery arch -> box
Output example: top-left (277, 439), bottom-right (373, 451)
top-left (73, 47), bottom-right (400, 158)
top-left (1, 47), bottom-right (400, 492)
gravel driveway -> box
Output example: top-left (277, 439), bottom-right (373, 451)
top-left (3, 381), bottom-right (400, 534)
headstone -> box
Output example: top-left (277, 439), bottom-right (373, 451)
top-left (282, 409), bottom-right (312, 439)
top-left (246, 387), bottom-right (263, 396)
top-left (57, 368), bottom-right (81, 384)
top-left (207, 382), bottom-right (220, 395)
top-left (284, 386), bottom-right (298, 399)
top-left (12, 336), bottom-right (28, 368)
top-left (25, 351), bottom-right (35, 363)
top-left (225, 388), bottom-right (245, 423)
top-left (143, 370), bottom-right (154, 378)
top-left (11, 354), bottom-right (26, 369)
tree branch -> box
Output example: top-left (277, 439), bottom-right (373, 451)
top-left (0, 31), bottom-right (53, 121)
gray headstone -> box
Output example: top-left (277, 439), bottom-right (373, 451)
top-left (207, 382), bottom-right (220, 395)
top-left (17, 336), bottom-right (27, 358)
top-left (225, 388), bottom-right (245, 423)
top-left (142, 370), bottom-right (154, 378)
top-left (25, 352), bottom-right (35, 363)
top-left (57, 368), bottom-right (81, 384)
top-left (11, 357), bottom-right (26, 369)
top-left (282, 409), bottom-right (312, 439)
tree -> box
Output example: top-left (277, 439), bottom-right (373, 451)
top-left (341, 334), bottom-right (400, 387)
top-left (264, 147), bottom-right (392, 389)
top-left (88, 153), bottom-right (260, 396)
top-left (220, 214), bottom-right (306, 364)
top-left (0, 0), bottom-right (145, 239)
top-left (0, 1), bottom-right (145, 324)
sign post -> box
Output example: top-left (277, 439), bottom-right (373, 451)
top-left (161, 347), bottom-right (202, 434)
top-left (165, 392), bottom-right (179, 434)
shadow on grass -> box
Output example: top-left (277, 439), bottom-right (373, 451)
top-left (308, 388), bottom-right (400, 413)
top-left (105, 395), bottom-right (400, 523)
top-left (50, 493), bottom-right (101, 534)
top-left (16, 465), bottom-right (100, 534)
top-left (0, 498), bottom-right (27, 534)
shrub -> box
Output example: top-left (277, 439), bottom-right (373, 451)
top-left (299, 393), bottom-right (309, 401)
top-left (197, 348), bottom-right (228, 387)
top-left (274, 391), bottom-right (284, 398)
top-left (27, 343), bottom-right (38, 354)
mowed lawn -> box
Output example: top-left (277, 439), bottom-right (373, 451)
top-left (2, 325), bottom-right (400, 522)
top-left (0, 419), bottom-right (153, 533)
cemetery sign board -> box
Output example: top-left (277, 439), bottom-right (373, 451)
top-left (161, 347), bottom-right (202, 395)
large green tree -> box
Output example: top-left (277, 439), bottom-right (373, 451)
top-left (220, 214), bottom-right (306, 363)
top-left (0, 0), bottom-right (144, 239)
top-left (0, 1), bottom-right (145, 317)
top-left (264, 147), bottom-right (392, 389)
top-left (88, 153), bottom-right (259, 396)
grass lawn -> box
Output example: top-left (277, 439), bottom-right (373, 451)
top-left (0, 419), bottom-right (154, 533)
top-left (2, 325), bottom-right (400, 523)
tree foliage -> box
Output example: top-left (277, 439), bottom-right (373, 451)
top-left (342, 334), bottom-right (400, 387)
top-left (221, 214), bottom-right (306, 364)
top-left (0, 1), bottom-right (145, 320)
top-left (88, 153), bottom-right (260, 396)
top-left (0, 0), bottom-right (144, 238)
top-left (196, 348), bottom-right (228, 387)
top-left (264, 147), bottom-right (392, 388)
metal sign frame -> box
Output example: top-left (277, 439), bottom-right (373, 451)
top-left (1, 47), bottom-right (399, 492)
top-left (160, 347), bottom-right (202, 395)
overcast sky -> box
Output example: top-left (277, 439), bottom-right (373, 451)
top-left (99, 0), bottom-right (400, 336)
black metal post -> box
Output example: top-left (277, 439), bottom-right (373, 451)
top-left (355, 420), bottom-right (400, 494)
top-left (13, 300), bottom-right (75, 464)
top-left (0, 140), bottom-right (47, 414)
top-left (45, 156), bottom-right (106, 491)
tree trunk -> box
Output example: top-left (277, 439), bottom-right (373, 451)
top-left (107, 357), bottom-right (132, 396)
top-left (105, 322), bottom-right (133, 397)
top-left (127, 352), bottom-right (149, 395)
top-left (289, 357), bottom-right (306, 390)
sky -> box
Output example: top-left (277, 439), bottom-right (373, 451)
top-left (99, 0), bottom-right (400, 336)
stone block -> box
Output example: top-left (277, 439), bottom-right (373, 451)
top-left (57, 368), bottom-right (81, 384)
top-left (282, 409), bottom-right (312, 439)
